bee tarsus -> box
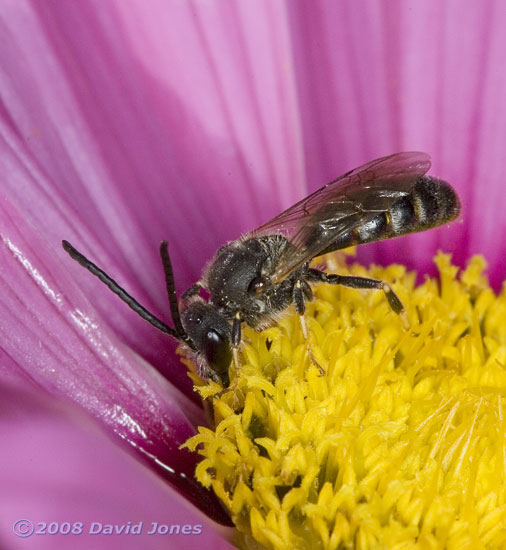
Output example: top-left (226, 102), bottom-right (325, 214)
top-left (308, 268), bottom-right (404, 314)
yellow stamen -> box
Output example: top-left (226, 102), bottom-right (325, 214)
top-left (183, 252), bottom-right (506, 549)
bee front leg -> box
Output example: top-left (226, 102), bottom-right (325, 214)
top-left (231, 312), bottom-right (242, 374)
top-left (182, 282), bottom-right (202, 300)
top-left (232, 312), bottom-right (241, 346)
top-left (214, 313), bottom-right (243, 401)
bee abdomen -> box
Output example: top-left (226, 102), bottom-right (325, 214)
top-left (353, 176), bottom-right (460, 245)
top-left (409, 176), bottom-right (461, 229)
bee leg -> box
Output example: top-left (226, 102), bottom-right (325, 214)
top-left (308, 269), bottom-right (404, 314)
top-left (293, 280), bottom-right (325, 375)
top-left (232, 312), bottom-right (242, 346)
top-left (231, 312), bottom-right (243, 377)
top-left (214, 314), bottom-right (242, 401)
top-left (182, 282), bottom-right (202, 300)
top-left (307, 346), bottom-right (326, 376)
top-left (293, 279), bottom-right (313, 315)
top-left (221, 318), bottom-right (243, 407)
top-left (293, 279), bottom-right (313, 338)
top-left (299, 315), bottom-right (308, 339)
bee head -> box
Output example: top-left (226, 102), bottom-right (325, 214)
top-left (180, 299), bottom-right (232, 386)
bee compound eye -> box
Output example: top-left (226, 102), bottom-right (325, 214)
top-left (203, 329), bottom-right (232, 386)
top-left (248, 276), bottom-right (265, 296)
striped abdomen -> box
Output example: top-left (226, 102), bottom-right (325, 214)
top-left (322, 176), bottom-right (461, 253)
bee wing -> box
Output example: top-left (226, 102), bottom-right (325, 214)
top-left (250, 152), bottom-right (432, 281)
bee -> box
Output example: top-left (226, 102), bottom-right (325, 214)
top-left (63, 152), bottom-right (460, 387)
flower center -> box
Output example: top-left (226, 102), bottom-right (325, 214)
top-left (184, 252), bottom-right (506, 550)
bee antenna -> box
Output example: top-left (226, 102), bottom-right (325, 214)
top-left (159, 241), bottom-right (188, 341)
top-left (61, 240), bottom-right (183, 342)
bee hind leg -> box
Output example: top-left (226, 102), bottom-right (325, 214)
top-left (308, 268), bottom-right (404, 314)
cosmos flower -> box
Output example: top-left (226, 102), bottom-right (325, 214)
top-left (1, 1), bottom-right (505, 549)
top-left (187, 252), bottom-right (506, 548)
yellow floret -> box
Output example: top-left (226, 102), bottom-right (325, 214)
top-left (183, 252), bottom-right (506, 550)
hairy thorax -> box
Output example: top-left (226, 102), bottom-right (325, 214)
top-left (205, 235), bottom-right (304, 329)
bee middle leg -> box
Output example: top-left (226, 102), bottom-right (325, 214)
top-left (293, 279), bottom-right (314, 314)
top-left (308, 268), bottom-right (404, 314)
top-left (293, 280), bottom-right (325, 375)
top-left (292, 279), bottom-right (314, 324)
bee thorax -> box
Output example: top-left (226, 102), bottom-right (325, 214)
top-left (206, 235), bottom-right (299, 327)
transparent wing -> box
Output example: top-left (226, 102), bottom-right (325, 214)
top-left (249, 152), bottom-right (431, 281)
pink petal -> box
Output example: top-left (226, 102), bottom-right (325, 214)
top-left (289, 1), bottom-right (506, 286)
top-left (0, 0), bottom-right (305, 381)
top-left (0, 382), bottom-right (234, 549)
top-left (1, 0), bottom-right (506, 533)
top-left (0, 195), bottom-right (231, 522)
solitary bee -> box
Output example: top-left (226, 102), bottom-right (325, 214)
top-left (63, 152), bottom-right (460, 387)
